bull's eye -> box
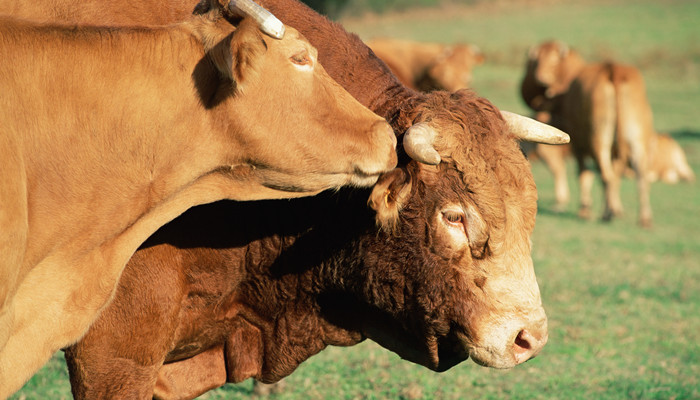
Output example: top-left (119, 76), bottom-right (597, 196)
top-left (442, 210), bottom-right (464, 226)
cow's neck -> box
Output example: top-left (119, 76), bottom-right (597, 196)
top-left (18, 25), bottom-right (232, 273)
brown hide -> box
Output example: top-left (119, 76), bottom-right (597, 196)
top-left (0, 6), bottom-right (398, 394)
top-left (368, 38), bottom-right (484, 92)
top-left (0, 0), bottom-right (200, 25)
top-left (3, 0), bottom-right (548, 396)
top-left (521, 41), bottom-right (656, 226)
top-left (67, 91), bottom-right (547, 399)
top-left (647, 133), bottom-right (695, 184)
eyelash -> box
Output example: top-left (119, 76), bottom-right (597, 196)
top-left (291, 54), bottom-right (310, 65)
top-left (442, 211), bottom-right (464, 225)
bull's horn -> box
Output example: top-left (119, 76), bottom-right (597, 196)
top-left (228, 0), bottom-right (285, 39)
top-left (501, 111), bottom-right (570, 145)
top-left (403, 123), bottom-right (441, 165)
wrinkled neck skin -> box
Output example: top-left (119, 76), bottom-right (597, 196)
top-left (153, 188), bottom-right (433, 384)
top-left (150, 191), bottom-right (372, 383)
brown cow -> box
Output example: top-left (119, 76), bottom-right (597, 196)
top-left (0, 3), bottom-right (400, 394)
top-left (521, 40), bottom-right (655, 227)
top-left (367, 37), bottom-right (485, 92)
top-left (643, 133), bottom-right (695, 184)
top-left (521, 42), bottom-right (694, 210)
top-left (3, 0), bottom-right (568, 396)
top-left (65, 90), bottom-right (555, 400)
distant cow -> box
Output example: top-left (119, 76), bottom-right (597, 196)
top-left (66, 90), bottom-right (558, 399)
top-left (368, 38), bottom-right (484, 92)
top-left (0, 2), bottom-right (399, 394)
top-left (522, 40), bottom-right (656, 227)
top-left (647, 133), bottom-right (695, 184)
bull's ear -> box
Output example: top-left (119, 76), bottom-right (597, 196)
top-left (368, 168), bottom-right (412, 232)
top-left (209, 18), bottom-right (266, 84)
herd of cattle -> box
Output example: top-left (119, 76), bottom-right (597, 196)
top-left (370, 38), bottom-right (694, 228)
top-left (0, 0), bottom-right (693, 398)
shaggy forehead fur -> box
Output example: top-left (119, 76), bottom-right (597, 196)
top-left (400, 90), bottom-right (538, 239)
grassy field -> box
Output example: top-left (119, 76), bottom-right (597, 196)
top-left (12, 0), bottom-right (700, 399)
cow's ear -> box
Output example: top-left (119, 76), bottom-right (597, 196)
top-left (209, 18), bottom-right (266, 84)
top-left (368, 168), bottom-right (412, 232)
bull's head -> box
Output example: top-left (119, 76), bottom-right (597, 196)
top-left (362, 91), bottom-right (561, 370)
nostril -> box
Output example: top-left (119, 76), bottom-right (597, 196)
top-left (512, 329), bottom-right (543, 365)
top-left (514, 330), bottom-right (533, 351)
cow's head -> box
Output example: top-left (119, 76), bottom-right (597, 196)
top-left (426, 44), bottom-right (484, 92)
top-left (525, 40), bottom-right (585, 100)
top-left (192, 4), bottom-right (397, 196)
top-left (359, 91), bottom-right (551, 370)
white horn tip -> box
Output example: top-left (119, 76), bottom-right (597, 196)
top-left (260, 16), bottom-right (285, 39)
top-left (501, 110), bottom-right (571, 145)
top-left (550, 131), bottom-right (570, 144)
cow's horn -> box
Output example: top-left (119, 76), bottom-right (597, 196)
top-left (501, 111), bottom-right (570, 144)
top-left (403, 123), bottom-right (441, 165)
top-left (228, 0), bottom-right (285, 39)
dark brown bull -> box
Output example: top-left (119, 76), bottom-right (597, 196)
top-left (66, 91), bottom-right (551, 399)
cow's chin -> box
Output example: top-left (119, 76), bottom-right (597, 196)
top-left (431, 334), bottom-right (471, 372)
top-left (347, 173), bottom-right (382, 188)
top-left (257, 170), bottom-right (381, 193)
top-left (374, 331), bottom-right (470, 373)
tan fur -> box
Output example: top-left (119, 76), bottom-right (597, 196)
top-left (0, 8), bottom-right (398, 394)
top-left (521, 41), bottom-right (657, 227)
top-left (368, 38), bottom-right (484, 92)
top-left (647, 133), bottom-right (695, 184)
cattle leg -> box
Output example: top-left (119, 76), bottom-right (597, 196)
top-left (66, 344), bottom-right (163, 400)
top-left (537, 144), bottom-right (570, 212)
top-left (594, 139), bottom-right (625, 222)
top-left (576, 157), bottom-right (595, 220)
top-left (628, 148), bottom-right (653, 228)
top-left (153, 346), bottom-right (228, 400)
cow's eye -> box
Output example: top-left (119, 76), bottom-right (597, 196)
top-left (442, 210), bottom-right (464, 225)
top-left (291, 51), bottom-right (311, 66)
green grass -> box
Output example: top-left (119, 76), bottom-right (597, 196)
top-left (12, 0), bottom-right (700, 399)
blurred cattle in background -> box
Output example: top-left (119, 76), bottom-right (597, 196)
top-left (646, 133), bottom-right (695, 184)
top-left (367, 38), bottom-right (485, 91)
top-left (0, 1), bottom-right (402, 394)
top-left (519, 40), bottom-right (694, 227)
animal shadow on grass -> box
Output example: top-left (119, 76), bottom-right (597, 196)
top-left (535, 203), bottom-right (580, 220)
top-left (672, 129), bottom-right (700, 141)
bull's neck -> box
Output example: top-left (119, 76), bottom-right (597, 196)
top-left (256, 0), bottom-right (421, 131)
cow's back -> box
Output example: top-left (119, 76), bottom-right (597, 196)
top-left (367, 38), bottom-right (438, 90)
top-left (0, 0), bottom-right (199, 25)
top-left (611, 64), bottom-right (654, 161)
top-left (562, 63), bottom-right (615, 158)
